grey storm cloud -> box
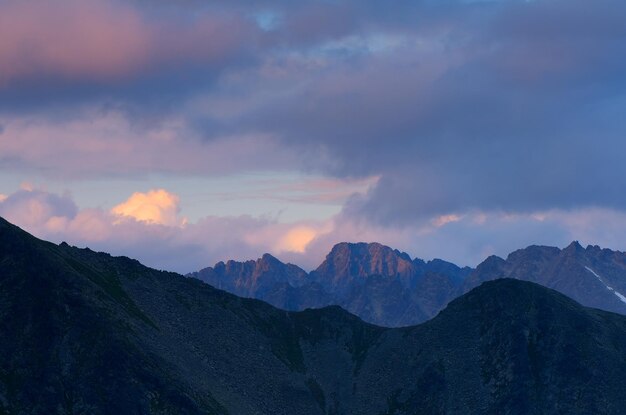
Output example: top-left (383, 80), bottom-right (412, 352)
top-left (208, 0), bottom-right (626, 222)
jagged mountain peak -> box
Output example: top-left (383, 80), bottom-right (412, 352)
top-left (326, 241), bottom-right (413, 262)
top-left (562, 240), bottom-right (585, 255)
top-left (475, 254), bottom-right (506, 271)
top-left (315, 241), bottom-right (415, 281)
top-left (423, 258), bottom-right (471, 279)
top-left (464, 241), bottom-right (626, 315)
top-left (190, 237), bottom-right (626, 327)
top-left (191, 252), bottom-right (308, 300)
top-left (191, 240), bottom-right (473, 326)
top-left (215, 253), bottom-right (294, 270)
top-left (260, 252), bottom-right (281, 263)
top-left (505, 244), bottom-right (561, 262)
top-left (212, 253), bottom-right (291, 271)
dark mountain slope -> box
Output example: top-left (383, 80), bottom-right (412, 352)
top-left (0, 217), bottom-right (225, 414)
top-left (2, 217), bottom-right (626, 414)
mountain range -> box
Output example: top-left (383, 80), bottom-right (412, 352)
top-left (2, 216), bottom-right (626, 414)
top-left (190, 241), bottom-right (626, 327)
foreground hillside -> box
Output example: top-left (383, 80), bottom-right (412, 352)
top-left (2, 216), bottom-right (626, 414)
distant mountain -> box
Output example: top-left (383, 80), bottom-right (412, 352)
top-left (192, 241), bottom-right (626, 327)
top-left (191, 242), bottom-right (471, 326)
top-left (465, 241), bottom-right (626, 315)
top-left (196, 253), bottom-right (331, 311)
top-left (198, 253), bottom-right (313, 300)
top-left (3, 216), bottom-right (626, 414)
top-left (310, 242), bottom-right (419, 293)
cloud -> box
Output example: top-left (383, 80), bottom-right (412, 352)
top-left (1, 0), bottom-right (626, 264)
top-left (197, 0), bottom-right (626, 223)
top-left (0, 0), bottom-right (261, 114)
top-left (0, 0), bottom-right (149, 84)
top-left (206, 176), bottom-right (379, 205)
top-left (273, 225), bottom-right (321, 253)
top-left (0, 187), bottom-right (331, 272)
top-left (0, 109), bottom-right (297, 177)
top-left (432, 214), bottom-right (462, 228)
top-left (3, 187), bottom-right (626, 273)
top-left (0, 0), bottom-right (257, 86)
top-left (112, 189), bottom-right (185, 227)
top-left (0, 188), bottom-right (78, 233)
top-left (299, 208), bottom-right (593, 269)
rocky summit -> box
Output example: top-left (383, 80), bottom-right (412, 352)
top-left (2, 216), bottom-right (626, 414)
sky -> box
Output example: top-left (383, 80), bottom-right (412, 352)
top-left (1, 0), bottom-right (626, 273)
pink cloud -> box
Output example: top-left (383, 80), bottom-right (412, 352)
top-left (0, 0), bottom-right (150, 83)
top-left (206, 176), bottom-right (379, 206)
top-left (0, 110), bottom-right (297, 177)
top-left (0, 187), bottom-right (333, 272)
top-left (0, 188), bottom-right (78, 233)
top-left (112, 189), bottom-right (186, 227)
top-left (0, 0), bottom-right (256, 85)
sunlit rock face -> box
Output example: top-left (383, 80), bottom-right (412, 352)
top-left (311, 242), bottom-right (419, 293)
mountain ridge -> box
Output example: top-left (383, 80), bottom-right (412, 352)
top-left (3, 215), bottom-right (626, 413)
top-left (190, 241), bottom-right (469, 326)
top-left (191, 240), bottom-right (626, 326)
